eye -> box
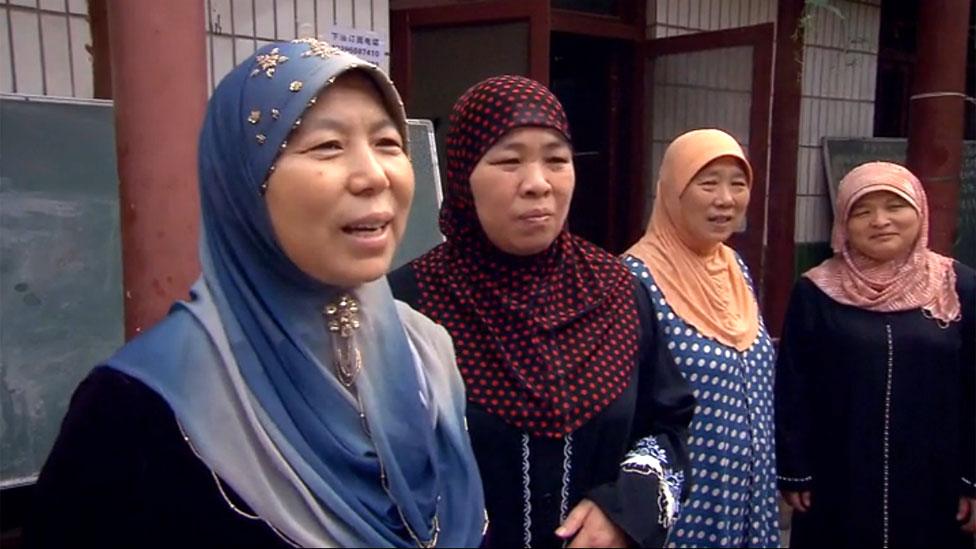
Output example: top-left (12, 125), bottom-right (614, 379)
top-left (375, 136), bottom-right (404, 150)
top-left (732, 180), bottom-right (749, 188)
top-left (850, 208), bottom-right (870, 218)
top-left (489, 157), bottom-right (521, 166)
top-left (309, 140), bottom-right (342, 153)
top-left (546, 155), bottom-right (571, 165)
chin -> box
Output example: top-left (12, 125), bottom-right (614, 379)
top-left (857, 247), bottom-right (896, 262)
top-left (510, 237), bottom-right (557, 256)
top-left (351, 257), bottom-right (393, 283)
top-left (310, 257), bottom-right (392, 288)
top-left (709, 227), bottom-right (734, 241)
top-left (869, 250), bottom-right (901, 262)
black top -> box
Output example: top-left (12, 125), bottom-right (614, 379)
top-left (389, 264), bottom-right (696, 548)
top-left (28, 367), bottom-right (292, 549)
top-left (776, 261), bottom-right (976, 549)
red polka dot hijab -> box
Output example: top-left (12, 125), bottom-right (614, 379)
top-left (410, 75), bottom-right (638, 438)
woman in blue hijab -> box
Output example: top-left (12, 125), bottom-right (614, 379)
top-left (30, 39), bottom-right (486, 548)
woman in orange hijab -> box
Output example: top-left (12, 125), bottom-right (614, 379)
top-left (776, 161), bottom-right (975, 548)
top-left (624, 129), bottom-right (779, 547)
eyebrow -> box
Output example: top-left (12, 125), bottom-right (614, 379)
top-left (696, 168), bottom-right (748, 179)
top-left (299, 116), bottom-right (398, 135)
top-left (493, 137), bottom-right (571, 152)
top-left (543, 140), bottom-right (571, 151)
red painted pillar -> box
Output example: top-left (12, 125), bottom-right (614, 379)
top-left (906, 0), bottom-right (971, 255)
top-left (764, 0), bottom-right (805, 338)
top-left (107, 1), bottom-right (206, 339)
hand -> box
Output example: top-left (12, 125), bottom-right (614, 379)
top-left (555, 499), bottom-right (630, 548)
top-left (782, 490), bottom-right (812, 513)
top-left (957, 497), bottom-right (976, 534)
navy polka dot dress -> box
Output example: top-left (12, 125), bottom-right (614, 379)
top-left (625, 254), bottom-right (779, 548)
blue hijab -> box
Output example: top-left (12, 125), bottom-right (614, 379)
top-left (106, 39), bottom-right (485, 547)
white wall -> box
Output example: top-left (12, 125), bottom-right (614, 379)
top-left (648, 0), bottom-right (777, 38)
top-left (1, 0), bottom-right (92, 97)
top-left (205, 0), bottom-right (390, 93)
top-left (794, 0), bottom-right (880, 244)
top-left (0, 0), bottom-right (389, 98)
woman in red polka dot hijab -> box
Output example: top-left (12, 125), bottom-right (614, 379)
top-left (390, 75), bottom-right (695, 548)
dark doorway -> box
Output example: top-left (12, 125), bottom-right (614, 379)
top-left (550, 32), bottom-right (634, 251)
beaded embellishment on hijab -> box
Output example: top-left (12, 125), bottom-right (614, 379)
top-left (293, 37), bottom-right (345, 59)
top-left (251, 47), bottom-right (289, 78)
top-left (324, 294), bottom-right (362, 386)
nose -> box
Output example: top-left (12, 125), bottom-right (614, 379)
top-left (868, 209), bottom-right (891, 227)
top-left (347, 145), bottom-right (390, 195)
top-left (518, 161), bottom-right (551, 198)
top-left (713, 182), bottom-right (734, 207)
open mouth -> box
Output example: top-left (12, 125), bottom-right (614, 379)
top-left (342, 220), bottom-right (390, 236)
top-left (708, 214), bottom-right (733, 224)
top-left (341, 211), bottom-right (394, 242)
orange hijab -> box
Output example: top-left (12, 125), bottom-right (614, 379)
top-left (627, 129), bottom-right (760, 351)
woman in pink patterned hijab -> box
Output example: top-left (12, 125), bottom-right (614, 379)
top-left (775, 161), bottom-right (975, 548)
top-left (805, 161), bottom-right (959, 324)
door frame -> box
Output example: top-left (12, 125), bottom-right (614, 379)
top-left (636, 23), bottom-right (775, 300)
top-left (391, 0), bottom-right (551, 105)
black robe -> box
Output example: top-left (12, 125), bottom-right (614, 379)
top-left (390, 265), bottom-right (696, 548)
top-left (27, 368), bottom-right (292, 548)
top-left (775, 261), bottom-right (976, 549)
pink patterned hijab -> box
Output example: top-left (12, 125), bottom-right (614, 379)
top-left (805, 161), bottom-right (960, 324)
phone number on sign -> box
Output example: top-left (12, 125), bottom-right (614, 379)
top-left (340, 47), bottom-right (384, 58)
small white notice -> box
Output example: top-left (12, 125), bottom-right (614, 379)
top-left (326, 26), bottom-right (388, 68)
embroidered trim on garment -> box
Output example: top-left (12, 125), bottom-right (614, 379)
top-left (777, 475), bottom-right (813, 482)
top-left (521, 433), bottom-right (532, 548)
top-left (882, 323), bottom-right (894, 549)
top-left (560, 433), bottom-right (573, 524)
top-left (621, 436), bottom-right (684, 529)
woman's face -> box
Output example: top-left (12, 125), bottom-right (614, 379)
top-left (846, 190), bottom-right (920, 262)
top-left (677, 156), bottom-right (751, 252)
top-left (468, 127), bottom-right (574, 256)
top-left (265, 72), bottom-right (414, 287)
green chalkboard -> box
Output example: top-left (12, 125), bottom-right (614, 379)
top-left (0, 94), bottom-right (125, 487)
top-left (0, 98), bottom-right (443, 487)
top-left (822, 137), bottom-right (976, 267)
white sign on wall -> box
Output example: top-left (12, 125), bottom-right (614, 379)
top-left (326, 26), bottom-right (388, 68)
